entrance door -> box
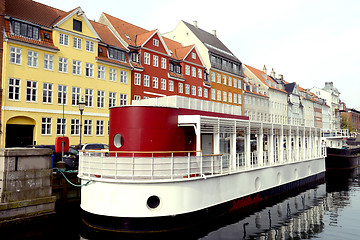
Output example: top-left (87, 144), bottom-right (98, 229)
top-left (201, 134), bottom-right (213, 155)
top-left (5, 124), bottom-right (34, 147)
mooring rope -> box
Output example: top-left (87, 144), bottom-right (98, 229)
top-left (54, 168), bottom-right (91, 187)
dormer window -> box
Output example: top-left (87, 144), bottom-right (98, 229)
top-left (73, 19), bottom-right (82, 32)
top-left (12, 21), bottom-right (39, 40)
top-left (131, 52), bottom-right (139, 63)
top-left (108, 47), bottom-right (126, 62)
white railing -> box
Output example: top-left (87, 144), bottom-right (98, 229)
top-left (79, 148), bottom-right (325, 182)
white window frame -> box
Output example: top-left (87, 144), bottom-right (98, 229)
top-left (120, 93), bottom-right (128, 106)
top-left (120, 71), bottom-right (127, 84)
top-left (109, 68), bottom-right (117, 82)
top-left (153, 55), bottom-right (158, 67)
top-left (153, 39), bottom-right (159, 47)
top-left (217, 90), bottom-right (221, 101)
top-left (185, 65), bottom-right (190, 75)
top-left (73, 37), bottom-right (82, 49)
top-left (59, 33), bottom-right (69, 46)
top-left (97, 65), bottom-right (105, 79)
top-left (198, 69), bottom-right (202, 79)
top-left (134, 73), bottom-right (141, 85)
top-left (191, 85), bottom-right (196, 96)
top-left (56, 118), bottom-right (66, 135)
top-left (191, 67), bottom-right (196, 77)
top-left (85, 63), bottom-right (94, 77)
top-left (26, 80), bottom-right (37, 102)
top-left (71, 87), bottom-right (80, 106)
top-left (85, 88), bottom-right (93, 107)
top-left (144, 52), bottom-right (150, 65)
top-left (152, 77), bottom-right (158, 89)
top-left (86, 40), bottom-right (94, 52)
top-left (44, 54), bottom-right (54, 70)
top-left (204, 88), bottom-right (208, 99)
top-left (97, 90), bottom-right (105, 108)
top-left (27, 50), bottom-right (38, 67)
top-left (72, 60), bottom-right (81, 75)
top-left (109, 92), bottom-right (116, 108)
top-left (169, 80), bottom-right (174, 92)
top-left (71, 119), bottom-right (80, 136)
top-left (58, 57), bottom-right (68, 73)
top-left (96, 120), bottom-right (104, 136)
top-left (178, 82), bottom-right (183, 93)
top-left (41, 117), bottom-right (52, 135)
top-left (161, 58), bottom-right (167, 69)
top-left (58, 85), bottom-right (67, 105)
top-left (8, 78), bottom-right (21, 101)
top-left (144, 75), bottom-right (150, 87)
top-left (161, 78), bottom-right (166, 90)
top-left (198, 87), bottom-right (202, 97)
top-left (10, 46), bottom-right (22, 65)
top-left (42, 82), bottom-right (53, 104)
top-left (84, 119), bottom-right (92, 136)
top-left (185, 84), bottom-right (190, 94)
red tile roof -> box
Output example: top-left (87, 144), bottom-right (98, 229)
top-left (90, 20), bottom-right (128, 51)
top-left (5, 0), bottom-right (66, 28)
top-left (102, 13), bottom-right (149, 46)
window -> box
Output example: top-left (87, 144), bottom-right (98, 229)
top-left (211, 89), bottom-right (216, 100)
top-left (43, 83), bottom-right (53, 104)
top-left (97, 90), bottom-right (105, 108)
top-left (161, 78), bottom-right (166, 90)
top-left (233, 78), bottom-right (237, 88)
top-left (120, 94), bottom-right (128, 106)
top-left (12, 21), bottom-right (39, 40)
top-left (108, 48), bottom-right (126, 61)
top-left (10, 46), bottom-right (22, 64)
top-left (26, 80), bottom-right (37, 102)
top-left (73, 19), bottom-right (82, 32)
top-left (8, 78), bottom-right (20, 100)
top-left (109, 92), bottom-right (116, 108)
top-left (120, 71), bottom-right (127, 83)
top-left (217, 73), bottom-right (221, 83)
top-left (57, 118), bottom-right (66, 135)
top-left (96, 120), bottom-right (104, 136)
top-left (85, 88), bottom-right (93, 107)
top-left (217, 90), bottom-right (221, 101)
top-left (238, 94), bottom-right (242, 104)
top-left (153, 55), bottom-right (158, 67)
top-left (234, 93), bottom-right (237, 103)
top-left (144, 75), bottom-right (150, 87)
top-left (192, 67), bottom-right (196, 77)
top-left (84, 120), bottom-right (92, 136)
top-left (228, 92), bottom-right (232, 103)
top-left (204, 88), bottom-right (208, 98)
top-left (59, 33), bottom-right (69, 46)
top-left (134, 73), bottom-right (141, 85)
top-left (198, 69), bottom-right (202, 79)
top-left (153, 39), bottom-right (159, 46)
top-left (71, 119), bottom-right (80, 135)
top-left (191, 85), bottom-right (196, 95)
top-left (134, 95), bottom-right (141, 100)
top-left (41, 117), bottom-right (52, 135)
top-left (86, 40), bottom-right (94, 52)
top-left (169, 80), bottom-right (174, 91)
top-left (185, 84), bottom-right (190, 94)
top-left (27, 50), bottom-right (38, 67)
top-left (109, 68), bottom-right (117, 81)
top-left (223, 75), bottom-right (227, 85)
top-left (152, 77), bottom-right (158, 88)
top-left (144, 52), bottom-right (150, 65)
top-left (72, 60), bottom-right (81, 75)
top-left (71, 87), bottom-right (80, 106)
top-left (44, 54), bottom-right (54, 70)
top-left (73, 37), bottom-right (82, 49)
top-left (161, 58), bottom-right (167, 69)
top-left (85, 63), bottom-right (94, 77)
top-left (211, 72), bottom-right (215, 82)
top-left (198, 87), bottom-right (202, 97)
top-left (192, 52), bottom-right (196, 59)
top-left (238, 79), bottom-right (242, 89)
top-left (58, 57), bottom-right (68, 73)
top-left (185, 65), bottom-right (190, 75)
top-left (178, 83), bottom-right (183, 93)
top-left (58, 85), bottom-right (67, 105)
top-left (98, 65), bottom-right (105, 79)
top-left (228, 77), bottom-right (232, 86)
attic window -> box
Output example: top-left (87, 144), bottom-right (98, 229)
top-left (11, 20), bottom-right (39, 40)
top-left (44, 32), bottom-right (50, 40)
top-left (73, 19), bottom-right (82, 32)
top-left (153, 39), bottom-right (159, 47)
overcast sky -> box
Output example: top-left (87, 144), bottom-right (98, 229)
top-left (35, 0), bottom-right (360, 108)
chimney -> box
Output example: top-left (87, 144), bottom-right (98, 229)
top-left (263, 65), bottom-right (267, 74)
top-left (278, 74), bottom-right (283, 81)
top-left (193, 20), bottom-right (198, 28)
top-left (270, 68), bottom-right (275, 78)
top-left (212, 30), bottom-right (217, 37)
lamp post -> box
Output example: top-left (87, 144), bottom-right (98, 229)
top-left (78, 96), bottom-right (86, 149)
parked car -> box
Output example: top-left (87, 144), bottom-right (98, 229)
top-left (26, 145), bottom-right (79, 170)
top-left (81, 143), bottom-right (109, 150)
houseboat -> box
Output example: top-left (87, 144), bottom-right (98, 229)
top-left (79, 96), bottom-right (326, 232)
top-left (322, 129), bottom-right (360, 169)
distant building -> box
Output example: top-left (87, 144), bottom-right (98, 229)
top-left (341, 108), bottom-right (360, 136)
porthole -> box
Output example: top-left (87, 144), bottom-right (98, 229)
top-left (113, 133), bottom-right (123, 148)
top-left (147, 195), bottom-right (161, 210)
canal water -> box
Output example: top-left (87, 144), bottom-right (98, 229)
top-left (4, 167), bottom-right (360, 240)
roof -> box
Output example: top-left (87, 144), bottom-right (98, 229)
top-left (102, 13), bottom-right (148, 46)
top-left (245, 64), bottom-right (287, 94)
top-left (182, 20), bottom-right (241, 63)
top-left (5, 0), bottom-right (66, 28)
top-left (90, 20), bottom-right (128, 51)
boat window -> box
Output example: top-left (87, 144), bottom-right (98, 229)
top-left (114, 133), bottom-right (123, 148)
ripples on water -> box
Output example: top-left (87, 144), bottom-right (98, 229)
top-left (3, 168), bottom-right (360, 240)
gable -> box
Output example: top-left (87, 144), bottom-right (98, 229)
top-left (54, 7), bottom-right (100, 40)
top-left (183, 46), bottom-right (204, 67)
top-left (142, 30), bottom-right (170, 55)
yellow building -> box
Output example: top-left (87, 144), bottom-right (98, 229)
top-left (1, 1), bottom-right (131, 148)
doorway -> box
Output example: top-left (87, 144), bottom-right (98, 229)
top-left (5, 124), bottom-right (34, 147)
